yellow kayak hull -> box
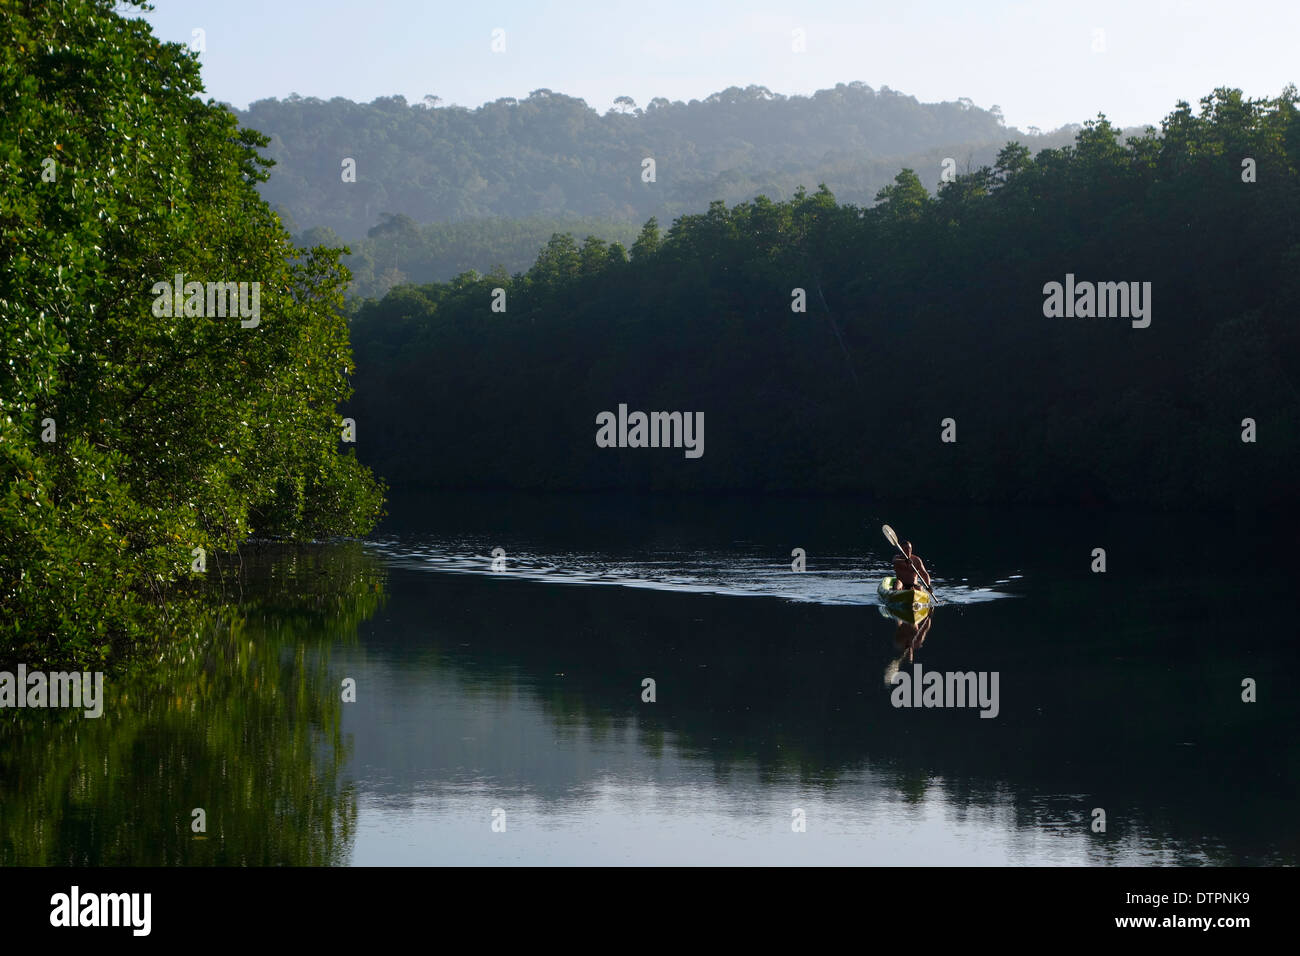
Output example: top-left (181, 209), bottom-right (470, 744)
top-left (878, 576), bottom-right (932, 619)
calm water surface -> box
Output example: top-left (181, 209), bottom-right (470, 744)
top-left (2, 492), bottom-right (1296, 865)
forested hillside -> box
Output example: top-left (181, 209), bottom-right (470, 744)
top-left (240, 83), bottom-right (1086, 242)
top-left (346, 89), bottom-right (1300, 509)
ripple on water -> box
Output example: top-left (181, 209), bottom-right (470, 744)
top-left (364, 536), bottom-right (1017, 607)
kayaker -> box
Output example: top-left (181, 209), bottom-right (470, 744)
top-left (893, 541), bottom-right (932, 591)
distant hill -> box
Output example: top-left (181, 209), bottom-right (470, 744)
top-left (237, 83), bottom-right (1098, 244)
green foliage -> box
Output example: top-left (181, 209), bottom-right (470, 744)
top-left (875, 168), bottom-right (931, 221)
top-left (347, 89), bottom-right (1300, 509)
top-left (0, 0), bottom-right (385, 667)
top-left (630, 217), bottom-right (660, 260)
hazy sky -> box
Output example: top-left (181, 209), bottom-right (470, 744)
top-left (137, 0), bottom-right (1297, 131)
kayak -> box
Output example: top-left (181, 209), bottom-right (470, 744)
top-left (878, 600), bottom-right (931, 623)
top-left (878, 576), bottom-right (932, 617)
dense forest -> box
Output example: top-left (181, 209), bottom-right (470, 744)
top-left (1, 0), bottom-right (384, 666)
top-left (346, 88), bottom-right (1300, 509)
top-left (241, 85), bottom-right (1091, 244)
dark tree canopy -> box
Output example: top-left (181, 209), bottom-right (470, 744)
top-left (346, 89), bottom-right (1300, 511)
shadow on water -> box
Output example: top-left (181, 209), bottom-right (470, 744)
top-left (0, 543), bottom-right (386, 865)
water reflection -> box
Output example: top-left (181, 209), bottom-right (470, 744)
top-left (335, 553), bottom-right (1298, 865)
top-left (882, 603), bottom-right (935, 688)
top-left (3, 495), bottom-right (1296, 866)
top-left (0, 543), bottom-right (384, 865)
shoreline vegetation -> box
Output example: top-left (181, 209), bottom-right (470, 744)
top-left (2, 1), bottom-right (385, 668)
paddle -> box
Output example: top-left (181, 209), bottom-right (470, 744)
top-left (881, 524), bottom-right (937, 603)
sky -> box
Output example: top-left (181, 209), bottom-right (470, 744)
top-left (135, 0), bottom-right (1299, 132)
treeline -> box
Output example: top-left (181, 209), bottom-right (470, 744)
top-left (1, 0), bottom-right (384, 666)
top-left (240, 83), bottom-right (1085, 241)
top-left (346, 88), bottom-right (1300, 509)
top-left (297, 215), bottom-right (639, 299)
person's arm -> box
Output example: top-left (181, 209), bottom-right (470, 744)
top-left (913, 555), bottom-right (932, 588)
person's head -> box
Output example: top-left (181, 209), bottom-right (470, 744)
top-left (902, 540), bottom-right (913, 556)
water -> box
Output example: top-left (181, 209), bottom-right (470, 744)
top-left (2, 491), bottom-right (1296, 865)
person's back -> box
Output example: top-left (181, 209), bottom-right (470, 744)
top-left (893, 540), bottom-right (931, 590)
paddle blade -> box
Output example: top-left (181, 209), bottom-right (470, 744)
top-left (882, 524), bottom-right (900, 549)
